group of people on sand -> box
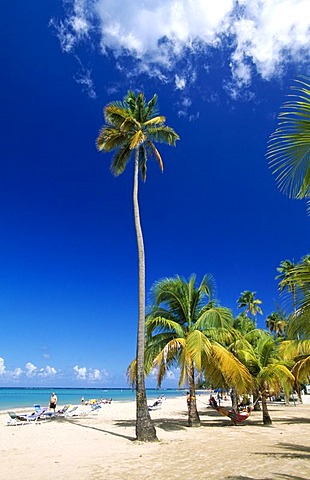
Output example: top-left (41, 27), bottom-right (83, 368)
top-left (81, 397), bottom-right (112, 405)
top-left (48, 392), bottom-right (113, 413)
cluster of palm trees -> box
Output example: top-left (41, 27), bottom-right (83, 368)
top-left (96, 78), bottom-right (310, 442)
top-left (137, 273), bottom-right (301, 428)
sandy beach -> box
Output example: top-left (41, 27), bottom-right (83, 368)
top-left (1, 394), bottom-right (310, 480)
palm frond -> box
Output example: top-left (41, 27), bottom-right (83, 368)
top-left (144, 116), bottom-right (165, 126)
top-left (96, 127), bottom-right (128, 152)
top-left (196, 306), bottom-right (233, 330)
top-left (208, 344), bottom-right (253, 393)
top-left (267, 77), bottom-right (310, 200)
top-left (104, 105), bottom-right (130, 127)
top-left (186, 330), bottom-right (213, 370)
top-left (147, 126), bottom-right (180, 146)
top-left (292, 356), bottom-right (310, 383)
top-left (145, 315), bottom-right (185, 338)
top-left (145, 140), bottom-right (164, 172)
top-left (257, 364), bottom-right (294, 392)
top-left (110, 143), bottom-right (132, 176)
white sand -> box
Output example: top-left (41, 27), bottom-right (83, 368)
top-left (1, 395), bottom-right (310, 479)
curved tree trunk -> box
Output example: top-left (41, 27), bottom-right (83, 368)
top-left (261, 393), bottom-right (272, 425)
top-left (188, 363), bottom-right (200, 427)
top-left (133, 149), bottom-right (157, 442)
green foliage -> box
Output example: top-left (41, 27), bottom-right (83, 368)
top-left (266, 77), bottom-right (310, 209)
top-left (237, 290), bottom-right (263, 323)
top-left (144, 275), bottom-right (252, 393)
top-left (231, 332), bottom-right (294, 396)
top-left (96, 91), bottom-right (179, 181)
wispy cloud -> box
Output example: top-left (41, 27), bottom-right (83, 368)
top-left (53, 0), bottom-right (310, 94)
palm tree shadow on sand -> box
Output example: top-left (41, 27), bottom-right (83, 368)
top-left (254, 442), bottom-right (310, 460)
top-left (226, 475), bottom-right (308, 480)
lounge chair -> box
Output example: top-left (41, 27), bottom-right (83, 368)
top-left (64, 404), bottom-right (101, 417)
top-left (7, 407), bottom-right (49, 425)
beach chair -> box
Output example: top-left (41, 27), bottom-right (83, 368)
top-left (7, 411), bottom-right (28, 426)
top-left (7, 407), bottom-right (49, 425)
top-left (64, 404), bottom-right (101, 418)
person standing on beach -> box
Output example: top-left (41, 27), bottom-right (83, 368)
top-left (49, 392), bottom-right (57, 413)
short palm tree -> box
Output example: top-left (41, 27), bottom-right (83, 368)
top-left (266, 77), bottom-right (310, 211)
top-left (276, 259), bottom-right (297, 313)
top-left (280, 339), bottom-right (310, 390)
top-left (237, 291), bottom-right (263, 325)
top-left (284, 260), bottom-right (310, 339)
top-left (96, 91), bottom-right (179, 442)
top-left (266, 311), bottom-right (287, 338)
top-left (143, 275), bottom-right (252, 427)
top-left (232, 333), bottom-right (295, 424)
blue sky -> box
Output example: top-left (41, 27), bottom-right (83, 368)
top-left (1, 0), bottom-right (309, 387)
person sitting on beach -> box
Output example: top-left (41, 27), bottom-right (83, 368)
top-left (209, 396), bottom-right (218, 408)
top-left (49, 392), bottom-right (58, 413)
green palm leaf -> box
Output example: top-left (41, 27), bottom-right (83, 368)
top-left (267, 77), bottom-right (310, 201)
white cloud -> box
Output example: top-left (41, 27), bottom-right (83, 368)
top-left (88, 368), bottom-right (102, 381)
top-left (175, 74), bottom-right (186, 90)
top-left (73, 365), bottom-right (109, 382)
top-left (54, 0), bottom-right (310, 93)
top-left (0, 357), bottom-right (6, 375)
top-left (38, 365), bottom-right (57, 378)
top-left (12, 367), bottom-right (23, 378)
top-left (73, 364), bottom-right (87, 379)
top-left (25, 362), bottom-right (37, 377)
top-left (74, 69), bottom-right (97, 98)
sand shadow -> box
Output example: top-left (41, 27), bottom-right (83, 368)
top-left (254, 442), bottom-right (310, 460)
top-left (272, 417), bottom-right (310, 425)
top-left (226, 476), bottom-right (308, 480)
top-left (62, 417), bottom-right (135, 441)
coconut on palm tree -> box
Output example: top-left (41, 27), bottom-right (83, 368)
top-left (96, 91), bottom-right (179, 442)
top-left (141, 275), bottom-right (252, 427)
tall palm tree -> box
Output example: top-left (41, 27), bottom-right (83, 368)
top-left (231, 333), bottom-right (295, 424)
top-left (237, 291), bottom-right (263, 325)
top-left (96, 91), bottom-right (179, 442)
top-left (142, 275), bottom-right (252, 427)
top-left (266, 77), bottom-right (310, 211)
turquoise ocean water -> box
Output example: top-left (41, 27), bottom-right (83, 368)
top-left (0, 388), bottom-right (186, 411)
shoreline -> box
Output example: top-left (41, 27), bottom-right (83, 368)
top-left (1, 395), bottom-right (310, 479)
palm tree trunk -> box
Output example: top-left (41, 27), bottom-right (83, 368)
top-left (261, 393), bottom-right (272, 425)
top-left (133, 149), bottom-right (157, 442)
top-left (253, 388), bottom-right (261, 411)
top-left (188, 362), bottom-right (200, 427)
top-left (231, 389), bottom-right (239, 411)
